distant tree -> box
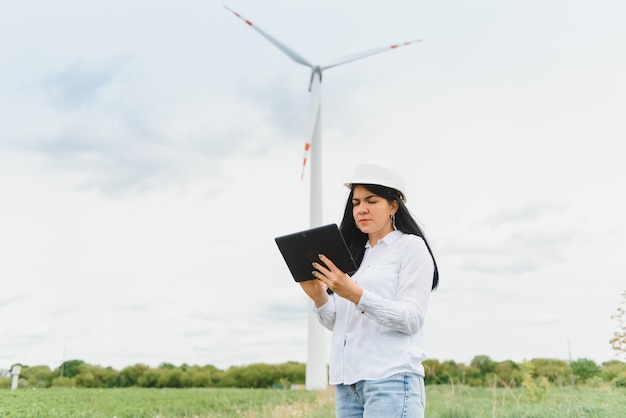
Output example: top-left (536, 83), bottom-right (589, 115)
top-left (437, 360), bottom-right (464, 384)
top-left (137, 369), bottom-right (161, 388)
top-left (55, 359), bottom-right (85, 378)
top-left (494, 360), bottom-right (522, 387)
top-left (21, 365), bottom-right (54, 388)
top-left (218, 362), bottom-right (304, 388)
top-left (463, 364), bottom-right (483, 387)
top-left (530, 358), bottom-right (571, 385)
top-left (610, 290), bottom-right (626, 359)
top-left (471, 355), bottom-right (496, 375)
top-left (230, 363), bottom-right (274, 388)
top-left (278, 362), bottom-right (305, 386)
top-left (470, 355), bottom-right (496, 385)
top-left (118, 364), bottom-right (151, 387)
top-left (422, 359), bottom-right (441, 384)
top-left (158, 362), bottom-right (176, 369)
top-left (570, 358), bottom-right (601, 384)
top-left (157, 368), bottom-right (184, 388)
top-left (74, 364), bottom-right (118, 388)
top-left (74, 366), bottom-right (96, 388)
top-left (187, 364), bottom-right (223, 387)
top-left (434, 360), bottom-right (452, 384)
top-left (601, 360), bottom-right (626, 383)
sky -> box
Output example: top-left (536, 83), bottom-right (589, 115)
top-left (1, 0), bottom-right (625, 373)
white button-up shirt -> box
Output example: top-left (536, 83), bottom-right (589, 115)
top-left (314, 230), bottom-right (434, 385)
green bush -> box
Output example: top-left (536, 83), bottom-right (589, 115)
top-left (435, 360), bottom-right (465, 384)
top-left (613, 374), bottom-right (626, 388)
top-left (585, 376), bottom-right (604, 387)
top-left (55, 360), bottom-right (85, 378)
top-left (21, 365), bottom-right (53, 388)
top-left (601, 360), bottom-right (626, 381)
top-left (520, 361), bottom-right (549, 402)
top-left (530, 358), bottom-right (572, 385)
top-left (51, 376), bottom-right (76, 387)
top-left (571, 358), bottom-right (601, 384)
top-left (494, 360), bottom-right (523, 387)
top-left (118, 363), bottom-right (150, 387)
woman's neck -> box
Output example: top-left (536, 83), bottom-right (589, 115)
top-left (368, 227), bottom-right (395, 247)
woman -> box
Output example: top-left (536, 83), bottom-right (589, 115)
top-left (299, 162), bottom-right (439, 418)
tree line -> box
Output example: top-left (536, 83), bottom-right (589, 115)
top-left (423, 356), bottom-right (626, 388)
top-left (0, 361), bottom-right (304, 390)
top-left (1, 356), bottom-right (625, 390)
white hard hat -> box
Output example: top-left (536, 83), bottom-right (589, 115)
top-left (344, 162), bottom-right (407, 202)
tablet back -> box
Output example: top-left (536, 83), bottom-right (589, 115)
top-left (274, 224), bottom-right (358, 282)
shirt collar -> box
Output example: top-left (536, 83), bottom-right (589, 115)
top-left (364, 230), bottom-right (403, 249)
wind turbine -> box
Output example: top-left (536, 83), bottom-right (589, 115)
top-left (224, 5), bottom-right (422, 390)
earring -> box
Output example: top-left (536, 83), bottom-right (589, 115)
top-left (391, 214), bottom-right (397, 230)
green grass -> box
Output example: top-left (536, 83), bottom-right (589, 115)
top-left (426, 384), bottom-right (626, 418)
top-left (0, 385), bottom-right (624, 417)
top-left (0, 388), bottom-right (333, 418)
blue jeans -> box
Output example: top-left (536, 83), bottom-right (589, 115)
top-left (335, 373), bottom-right (425, 418)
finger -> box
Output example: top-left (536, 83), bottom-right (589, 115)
top-left (311, 261), bottom-right (330, 275)
top-left (317, 254), bottom-right (339, 271)
top-left (311, 271), bottom-right (328, 286)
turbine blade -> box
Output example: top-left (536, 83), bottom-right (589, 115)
top-left (301, 73), bottom-right (321, 180)
top-left (322, 39), bottom-right (423, 71)
top-left (224, 5), bottom-right (313, 69)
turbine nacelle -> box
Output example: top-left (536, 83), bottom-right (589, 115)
top-left (309, 66), bottom-right (323, 92)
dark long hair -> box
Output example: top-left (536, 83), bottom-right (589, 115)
top-left (339, 184), bottom-right (439, 290)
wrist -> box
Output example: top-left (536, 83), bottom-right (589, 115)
top-left (314, 294), bottom-right (329, 308)
top-left (348, 285), bottom-right (363, 305)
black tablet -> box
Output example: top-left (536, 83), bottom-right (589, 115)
top-left (274, 223), bottom-right (358, 282)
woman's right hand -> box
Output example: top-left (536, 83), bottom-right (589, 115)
top-left (299, 279), bottom-right (329, 308)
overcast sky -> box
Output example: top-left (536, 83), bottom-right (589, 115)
top-left (1, 0), bottom-right (625, 372)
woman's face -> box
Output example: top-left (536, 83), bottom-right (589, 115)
top-left (351, 185), bottom-right (398, 241)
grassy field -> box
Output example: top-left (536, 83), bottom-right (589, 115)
top-left (0, 388), bottom-right (333, 418)
top-left (0, 385), bottom-right (624, 417)
top-left (426, 384), bottom-right (626, 417)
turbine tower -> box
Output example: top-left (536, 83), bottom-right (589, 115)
top-left (224, 5), bottom-right (421, 390)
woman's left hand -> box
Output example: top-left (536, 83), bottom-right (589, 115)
top-left (313, 254), bottom-right (363, 304)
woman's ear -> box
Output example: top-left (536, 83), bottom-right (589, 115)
top-left (391, 200), bottom-right (399, 215)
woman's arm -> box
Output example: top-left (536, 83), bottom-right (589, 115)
top-left (356, 236), bottom-right (434, 334)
